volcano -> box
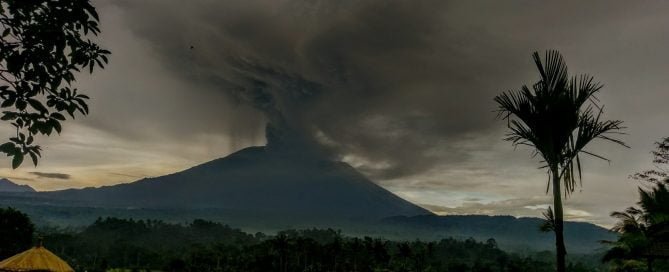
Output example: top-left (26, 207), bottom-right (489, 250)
top-left (40, 146), bottom-right (431, 222)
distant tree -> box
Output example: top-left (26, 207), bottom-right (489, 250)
top-left (632, 137), bottom-right (669, 185)
top-left (0, 0), bottom-right (110, 168)
top-left (485, 238), bottom-right (498, 249)
top-left (0, 207), bottom-right (34, 259)
top-left (39, 218), bottom-right (606, 271)
top-left (603, 206), bottom-right (652, 271)
top-left (604, 139), bottom-right (669, 272)
top-left (494, 50), bottom-right (626, 272)
top-left (603, 183), bottom-right (669, 271)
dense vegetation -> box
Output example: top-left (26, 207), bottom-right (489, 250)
top-left (0, 207), bottom-right (33, 259)
top-left (23, 217), bottom-right (603, 272)
top-left (603, 138), bottom-right (669, 271)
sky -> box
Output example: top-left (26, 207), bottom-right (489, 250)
top-left (1, 0), bottom-right (669, 227)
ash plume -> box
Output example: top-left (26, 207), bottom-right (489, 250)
top-left (112, 0), bottom-right (635, 179)
top-left (112, 0), bottom-right (501, 177)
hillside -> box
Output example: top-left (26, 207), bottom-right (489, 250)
top-left (0, 178), bottom-right (35, 193)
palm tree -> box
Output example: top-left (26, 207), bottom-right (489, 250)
top-left (494, 50), bottom-right (626, 272)
top-left (603, 207), bottom-right (652, 271)
top-left (604, 182), bottom-right (669, 272)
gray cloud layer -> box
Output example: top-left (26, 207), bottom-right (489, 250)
top-left (111, 0), bottom-right (527, 179)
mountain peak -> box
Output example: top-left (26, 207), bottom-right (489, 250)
top-left (42, 145), bottom-right (431, 222)
top-left (0, 178), bottom-right (36, 193)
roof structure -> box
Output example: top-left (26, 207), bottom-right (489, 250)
top-left (0, 246), bottom-right (74, 272)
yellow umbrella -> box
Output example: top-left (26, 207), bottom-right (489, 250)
top-left (0, 244), bottom-right (74, 272)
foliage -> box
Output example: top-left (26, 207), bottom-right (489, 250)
top-left (632, 137), bottom-right (669, 185)
top-left (0, 206), bottom-right (34, 259)
top-left (0, 0), bottom-right (109, 168)
top-left (603, 187), bottom-right (669, 270)
top-left (604, 139), bottom-right (669, 271)
top-left (35, 217), bottom-right (605, 272)
top-left (539, 206), bottom-right (556, 233)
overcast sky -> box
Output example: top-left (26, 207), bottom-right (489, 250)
top-left (1, 0), bottom-right (669, 227)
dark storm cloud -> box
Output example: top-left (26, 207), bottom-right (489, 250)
top-left (109, 0), bottom-right (665, 180)
top-left (110, 0), bottom-right (495, 179)
top-left (71, 1), bottom-right (268, 154)
top-left (29, 172), bottom-right (71, 180)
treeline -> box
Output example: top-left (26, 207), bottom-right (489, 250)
top-left (36, 217), bottom-right (602, 272)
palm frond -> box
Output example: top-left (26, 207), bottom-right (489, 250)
top-left (495, 50), bottom-right (626, 197)
top-left (560, 103), bottom-right (627, 195)
top-left (533, 50), bottom-right (569, 94)
top-left (610, 210), bottom-right (643, 234)
top-left (540, 207), bottom-right (556, 233)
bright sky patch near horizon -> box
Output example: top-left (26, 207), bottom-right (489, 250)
top-left (1, 0), bottom-right (668, 227)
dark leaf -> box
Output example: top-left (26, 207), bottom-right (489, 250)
top-left (15, 99), bottom-right (27, 111)
top-left (11, 152), bottom-right (23, 169)
top-left (50, 112), bottom-right (66, 121)
top-left (50, 119), bottom-right (62, 134)
top-left (1, 97), bottom-right (16, 108)
top-left (27, 99), bottom-right (48, 113)
top-left (1, 112), bottom-right (17, 121)
top-left (29, 151), bottom-right (38, 167)
top-left (0, 143), bottom-right (15, 154)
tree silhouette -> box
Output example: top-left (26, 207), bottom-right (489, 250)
top-left (604, 206), bottom-right (652, 271)
top-left (35, 217), bottom-right (603, 271)
top-left (604, 183), bottom-right (669, 272)
top-left (632, 137), bottom-right (669, 185)
top-left (0, 207), bottom-right (34, 259)
top-left (494, 50), bottom-right (626, 272)
top-left (604, 139), bottom-right (669, 272)
top-left (0, 0), bottom-right (110, 168)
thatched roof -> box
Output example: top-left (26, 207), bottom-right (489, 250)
top-left (0, 246), bottom-right (74, 272)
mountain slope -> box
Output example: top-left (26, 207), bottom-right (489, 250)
top-left (0, 178), bottom-right (35, 193)
top-left (40, 146), bottom-right (431, 221)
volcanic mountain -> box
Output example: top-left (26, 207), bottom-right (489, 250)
top-left (40, 146), bottom-right (431, 222)
top-left (0, 178), bottom-right (35, 193)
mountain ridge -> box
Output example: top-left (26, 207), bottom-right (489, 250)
top-left (0, 178), bottom-right (35, 193)
top-left (39, 146), bottom-right (431, 220)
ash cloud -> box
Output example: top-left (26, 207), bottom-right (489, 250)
top-left (112, 0), bottom-right (497, 178)
top-left (110, 0), bottom-right (662, 180)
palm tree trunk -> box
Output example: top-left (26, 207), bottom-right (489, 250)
top-left (552, 169), bottom-right (566, 272)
